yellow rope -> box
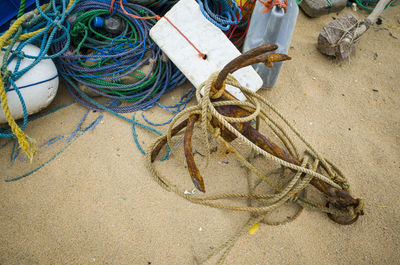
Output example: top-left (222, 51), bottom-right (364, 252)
top-left (0, 1), bottom-right (74, 161)
top-left (3, 29), bottom-right (44, 47)
top-left (2, 4), bottom-right (49, 46)
top-left (0, 14), bottom-right (37, 162)
top-left (147, 72), bottom-right (359, 213)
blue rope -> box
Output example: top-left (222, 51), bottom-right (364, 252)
top-left (197, 0), bottom-right (242, 31)
top-left (5, 74), bottom-right (58, 91)
top-left (131, 112), bottom-right (169, 161)
top-left (0, 0), bottom-right (75, 142)
top-left (52, 1), bottom-right (187, 114)
top-left (0, 101), bottom-right (75, 137)
top-left (4, 110), bottom-right (104, 182)
top-left (1, 101), bottom-right (75, 166)
top-left (141, 87), bottom-right (194, 126)
top-left (63, 74), bottom-right (173, 160)
top-left (0, 0), bottom-right (194, 180)
top-left (0, 79), bottom-right (29, 138)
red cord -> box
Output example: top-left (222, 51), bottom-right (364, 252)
top-left (228, 0), bottom-right (244, 39)
top-left (117, 0), bottom-right (206, 59)
top-left (228, 0), bottom-right (249, 39)
top-left (228, 0), bottom-right (256, 45)
top-left (162, 16), bottom-right (207, 59)
top-left (152, 1), bottom-right (163, 8)
top-left (110, 0), bottom-right (116, 13)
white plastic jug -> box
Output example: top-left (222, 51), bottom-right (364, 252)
top-left (243, 0), bottom-right (298, 88)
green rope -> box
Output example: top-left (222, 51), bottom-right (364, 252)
top-left (17, 0), bottom-right (26, 18)
top-left (355, 0), bottom-right (398, 11)
top-left (68, 7), bottom-right (163, 102)
top-left (326, 0), bottom-right (333, 13)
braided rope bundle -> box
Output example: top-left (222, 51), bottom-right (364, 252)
top-left (197, 0), bottom-right (256, 47)
top-left (0, 0), bottom-right (76, 160)
top-left (146, 72), bottom-right (363, 264)
top-left (197, 0), bottom-right (243, 31)
top-left (52, 0), bottom-right (186, 113)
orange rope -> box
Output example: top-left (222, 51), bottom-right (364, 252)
top-left (118, 0), bottom-right (206, 59)
top-left (162, 16), bottom-right (207, 59)
top-left (110, 0), bottom-right (116, 13)
top-left (258, 0), bottom-right (288, 13)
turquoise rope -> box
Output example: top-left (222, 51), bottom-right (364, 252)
top-left (5, 109), bottom-right (104, 182)
top-left (63, 74), bottom-right (171, 160)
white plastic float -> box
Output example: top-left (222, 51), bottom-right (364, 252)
top-left (0, 44), bottom-right (59, 124)
top-left (150, 0), bottom-right (263, 101)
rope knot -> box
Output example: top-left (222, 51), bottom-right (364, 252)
top-left (24, 12), bottom-right (35, 22)
top-left (55, 21), bottom-right (62, 29)
top-left (2, 69), bottom-right (12, 79)
top-left (15, 50), bottom-right (25, 59)
top-left (70, 22), bottom-right (87, 37)
top-left (212, 127), bottom-right (221, 138)
top-left (1, 70), bottom-right (12, 88)
top-left (210, 81), bottom-right (226, 99)
top-left (331, 173), bottom-right (350, 191)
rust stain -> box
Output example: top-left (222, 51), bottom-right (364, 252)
top-left (149, 44), bottom-right (363, 224)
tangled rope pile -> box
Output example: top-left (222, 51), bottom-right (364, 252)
top-left (146, 46), bottom-right (363, 263)
top-left (0, 0), bottom-right (76, 160)
top-left (147, 72), bottom-right (363, 215)
top-left (52, 0), bottom-right (186, 113)
top-left (1, 0), bottom-right (196, 181)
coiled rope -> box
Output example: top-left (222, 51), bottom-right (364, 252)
top-left (0, 0), bottom-right (76, 161)
top-left (197, 0), bottom-right (243, 31)
top-left (146, 72), bottom-right (363, 264)
top-left (52, 0), bottom-right (186, 113)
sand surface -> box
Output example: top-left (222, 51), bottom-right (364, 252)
top-left (1, 7), bottom-right (400, 265)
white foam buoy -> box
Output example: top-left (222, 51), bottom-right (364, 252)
top-left (0, 44), bottom-right (59, 124)
top-left (149, 0), bottom-right (263, 101)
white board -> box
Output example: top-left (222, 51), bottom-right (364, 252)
top-left (150, 0), bottom-right (263, 101)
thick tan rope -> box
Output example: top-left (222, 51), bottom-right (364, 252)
top-left (145, 71), bottom-right (361, 264)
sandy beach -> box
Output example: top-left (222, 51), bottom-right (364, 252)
top-left (1, 6), bottom-right (399, 265)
